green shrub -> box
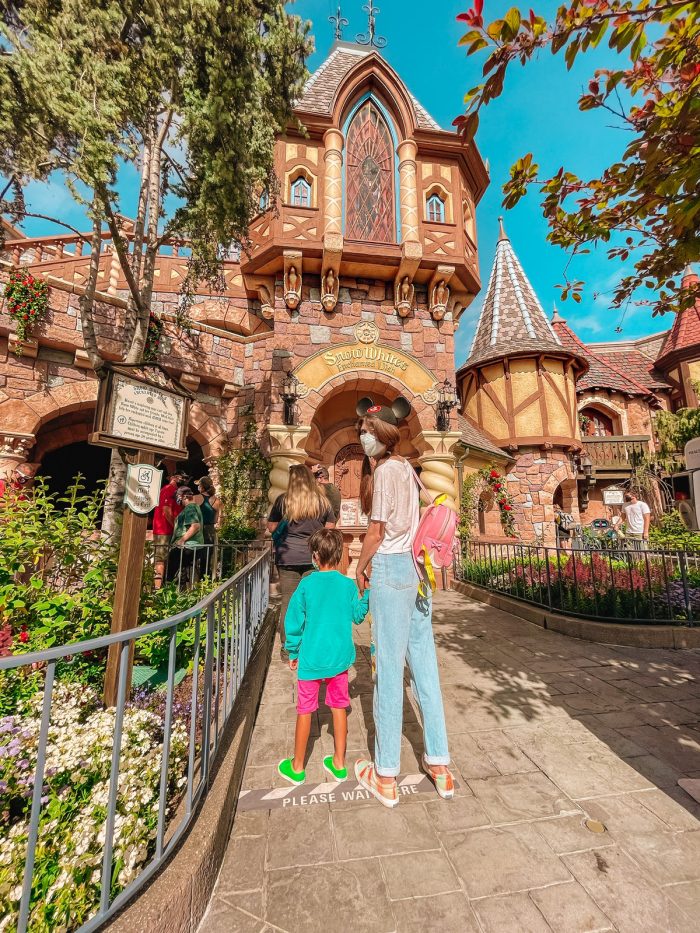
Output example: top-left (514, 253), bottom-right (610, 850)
top-left (649, 510), bottom-right (700, 553)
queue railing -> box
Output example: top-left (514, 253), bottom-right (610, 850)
top-left (0, 543), bottom-right (272, 932)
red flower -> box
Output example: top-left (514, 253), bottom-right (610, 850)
top-left (490, 469), bottom-right (500, 479)
top-left (494, 483), bottom-right (502, 491)
top-left (504, 505), bottom-right (512, 512)
top-left (18, 630), bottom-right (29, 643)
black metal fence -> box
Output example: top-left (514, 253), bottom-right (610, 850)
top-left (155, 539), bottom-right (262, 588)
top-left (457, 540), bottom-right (700, 625)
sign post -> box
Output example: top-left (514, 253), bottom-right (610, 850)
top-left (92, 365), bottom-right (191, 707)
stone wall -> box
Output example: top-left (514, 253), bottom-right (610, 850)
top-left (505, 449), bottom-right (578, 543)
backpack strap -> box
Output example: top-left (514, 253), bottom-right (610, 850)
top-left (400, 457), bottom-right (436, 506)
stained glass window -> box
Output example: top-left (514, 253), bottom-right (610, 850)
top-left (427, 194), bottom-right (445, 223)
top-left (345, 101), bottom-right (395, 243)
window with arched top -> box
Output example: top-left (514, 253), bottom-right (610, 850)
top-left (345, 100), bottom-right (396, 243)
top-left (427, 193), bottom-right (446, 224)
top-left (290, 176), bottom-right (311, 208)
top-left (258, 189), bottom-right (270, 212)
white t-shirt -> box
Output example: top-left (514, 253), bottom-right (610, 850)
top-left (371, 458), bottom-right (420, 555)
top-left (623, 500), bottom-right (650, 535)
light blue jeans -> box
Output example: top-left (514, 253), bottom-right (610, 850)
top-left (369, 551), bottom-right (450, 777)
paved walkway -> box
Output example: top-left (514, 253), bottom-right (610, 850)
top-left (200, 590), bottom-right (700, 933)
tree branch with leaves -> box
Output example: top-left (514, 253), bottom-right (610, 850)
top-left (455, 0), bottom-right (700, 316)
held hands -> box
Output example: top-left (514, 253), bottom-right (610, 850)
top-left (288, 658), bottom-right (298, 671)
top-left (356, 568), bottom-right (371, 596)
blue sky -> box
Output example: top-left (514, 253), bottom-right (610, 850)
top-left (14, 0), bottom-right (670, 364)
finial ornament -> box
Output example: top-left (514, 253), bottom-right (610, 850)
top-left (497, 216), bottom-right (508, 242)
top-left (356, 0), bottom-right (387, 49)
top-left (329, 5), bottom-right (348, 41)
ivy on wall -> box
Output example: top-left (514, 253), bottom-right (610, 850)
top-left (458, 465), bottom-right (518, 542)
top-left (215, 420), bottom-right (271, 540)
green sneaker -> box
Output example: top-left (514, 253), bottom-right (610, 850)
top-left (278, 758), bottom-right (305, 786)
top-left (323, 755), bottom-right (348, 782)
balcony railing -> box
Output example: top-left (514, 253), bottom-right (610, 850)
top-left (581, 435), bottom-right (650, 471)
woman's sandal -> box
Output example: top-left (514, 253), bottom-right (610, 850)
top-left (355, 759), bottom-right (399, 808)
top-left (422, 756), bottom-right (455, 799)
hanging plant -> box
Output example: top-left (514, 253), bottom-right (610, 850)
top-left (3, 267), bottom-right (49, 350)
top-left (479, 466), bottom-right (517, 538)
top-left (143, 312), bottom-right (163, 362)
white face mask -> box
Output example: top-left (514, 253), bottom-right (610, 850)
top-left (360, 432), bottom-right (387, 458)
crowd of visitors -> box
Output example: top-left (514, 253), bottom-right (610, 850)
top-left (153, 470), bottom-right (220, 587)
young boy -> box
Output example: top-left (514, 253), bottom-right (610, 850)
top-left (278, 528), bottom-right (369, 785)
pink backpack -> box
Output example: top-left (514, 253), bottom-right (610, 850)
top-left (411, 471), bottom-right (458, 592)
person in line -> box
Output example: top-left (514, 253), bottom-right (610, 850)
top-left (167, 486), bottom-right (204, 585)
top-left (278, 529), bottom-right (369, 785)
top-left (152, 470), bottom-right (186, 588)
top-left (195, 475), bottom-right (222, 575)
top-left (267, 465), bottom-right (336, 649)
top-left (311, 464), bottom-right (342, 521)
top-left (623, 490), bottom-right (651, 549)
top-left (353, 400), bottom-right (453, 808)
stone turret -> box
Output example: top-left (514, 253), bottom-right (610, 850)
top-left (456, 220), bottom-right (588, 540)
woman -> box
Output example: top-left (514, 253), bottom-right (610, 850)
top-left (195, 475), bottom-right (221, 574)
top-left (167, 487), bottom-right (204, 585)
top-left (353, 398), bottom-right (453, 808)
top-left (267, 465), bottom-right (335, 645)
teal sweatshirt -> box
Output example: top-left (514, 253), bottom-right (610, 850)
top-left (284, 570), bottom-right (370, 681)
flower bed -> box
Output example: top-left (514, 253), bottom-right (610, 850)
top-left (462, 548), bottom-right (693, 622)
top-left (0, 683), bottom-right (188, 931)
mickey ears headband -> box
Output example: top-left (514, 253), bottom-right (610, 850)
top-left (356, 396), bottom-right (411, 426)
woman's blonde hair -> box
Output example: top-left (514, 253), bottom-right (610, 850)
top-left (358, 416), bottom-right (402, 515)
top-left (284, 465), bottom-right (330, 523)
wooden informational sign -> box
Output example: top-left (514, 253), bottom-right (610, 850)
top-left (685, 438), bottom-right (700, 470)
top-left (91, 365), bottom-right (190, 458)
top-left (338, 499), bottom-right (369, 529)
top-left (603, 486), bottom-right (625, 506)
top-left (124, 463), bottom-right (163, 515)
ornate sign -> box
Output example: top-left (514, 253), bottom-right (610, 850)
top-left (124, 463), bottom-right (163, 515)
top-left (293, 321), bottom-right (438, 401)
top-left (91, 366), bottom-right (191, 457)
top-left (602, 485), bottom-right (624, 506)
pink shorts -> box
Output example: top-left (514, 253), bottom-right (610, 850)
top-left (296, 671), bottom-right (350, 714)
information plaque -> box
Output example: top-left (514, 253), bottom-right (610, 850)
top-left (90, 365), bottom-right (191, 458)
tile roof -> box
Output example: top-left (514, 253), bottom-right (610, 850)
top-left (551, 314), bottom-right (654, 396)
top-left (457, 415), bottom-right (510, 460)
top-left (462, 219), bottom-right (572, 369)
top-left (597, 349), bottom-right (671, 391)
top-left (657, 265), bottom-right (700, 365)
top-left (295, 43), bottom-right (440, 130)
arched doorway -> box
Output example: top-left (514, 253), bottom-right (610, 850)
top-left (307, 381), bottom-right (422, 573)
top-left (35, 407), bottom-right (111, 500)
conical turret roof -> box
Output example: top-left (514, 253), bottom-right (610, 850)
top-left (656, 264), bottom-right (700, 368)
top-left (463, 220), bottom-right (579, 370)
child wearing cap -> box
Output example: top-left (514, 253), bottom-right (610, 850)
top-left (278, 528), bottom-right (369, 784)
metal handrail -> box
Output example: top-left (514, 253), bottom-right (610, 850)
top-left (1, 543), bottom-right (272, 933)
top-left (457, 540), bottom-right (699, 626)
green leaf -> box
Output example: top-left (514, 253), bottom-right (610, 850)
top-left (504, 8), bottom-right (521, 34)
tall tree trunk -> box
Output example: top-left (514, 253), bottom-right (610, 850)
top-left (101, 447), bottom-right (127, 540)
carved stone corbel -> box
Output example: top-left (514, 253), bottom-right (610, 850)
top-left (393, 241), bottom-right (421, 320)
top-left (321, 232), bottom-right (343, 312)
top-left (258, 283), bottom-right (275, 320)
top-left (428, 265), bottom-right (455, 321)
top-left (283, 250), bottom-right (303, 310)
top-left (394, 275), bottom-right (415, 319)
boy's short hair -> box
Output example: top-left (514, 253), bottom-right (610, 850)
top-left (309, 528), bottom-right (344, 567)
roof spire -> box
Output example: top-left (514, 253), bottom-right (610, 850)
top-left (682, 263), bottom-right (698, 285)
top-left (356, 0), bottom-right (387, 49)
top-left (497, 216), bottom-right (508, 242)
top-left (329, 4), bottom-right (348, 41)
top-left (551, 303), bottom-right (565, 324)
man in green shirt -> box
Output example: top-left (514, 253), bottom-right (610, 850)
top-left (167, 487), bottom-right (204, 584)
top-left (312, 464), bottom-right (341, 521)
